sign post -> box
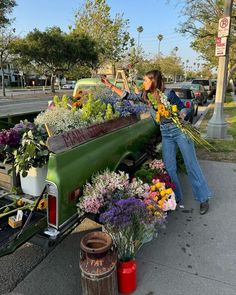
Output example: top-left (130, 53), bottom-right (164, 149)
top-left (207, 0), bottom-right (233, 139)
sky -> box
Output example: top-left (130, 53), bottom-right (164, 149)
top-left (12, 0), bottom-right (202, 67)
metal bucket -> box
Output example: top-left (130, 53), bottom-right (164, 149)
top-left (80, 231), bottom-right (118, 295)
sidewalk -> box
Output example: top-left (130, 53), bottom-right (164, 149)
top-left (6, 160), bottom-right (236, 295)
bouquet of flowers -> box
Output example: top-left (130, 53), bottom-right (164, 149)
top-left (147, 91), bottom-right (215, 151)
top-left (99, 197), bottom-right (151, 261)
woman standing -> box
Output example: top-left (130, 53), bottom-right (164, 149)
top-left (101, 70), bottom-right (212, 215)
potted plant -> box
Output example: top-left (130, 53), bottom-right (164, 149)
top-left (13, 123), bottom-right (49, 196)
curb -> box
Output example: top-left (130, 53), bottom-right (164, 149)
top-left (194, 98), bottom-right (215, 129)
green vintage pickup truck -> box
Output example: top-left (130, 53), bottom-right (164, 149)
top-left (0, 114), bottom-right (160, 257)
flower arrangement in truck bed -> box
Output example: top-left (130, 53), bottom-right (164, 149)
top-left (35, 93), bottom-right (119, 135)
top-left (35, 89), bottom-right (148, 135)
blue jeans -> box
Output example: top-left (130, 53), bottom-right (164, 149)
top-left (160, 123), bottom-right (213, 203)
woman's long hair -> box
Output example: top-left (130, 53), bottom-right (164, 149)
top-left (141, 69), bottom-right (164, 104)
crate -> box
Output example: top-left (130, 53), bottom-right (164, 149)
top-left (8, 216), bottom-right (22, 228)
top-left (0, 162), bottom-right (20, 191)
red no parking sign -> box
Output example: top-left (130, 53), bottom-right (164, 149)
top-left (218, 17), bottom-right (230, 37)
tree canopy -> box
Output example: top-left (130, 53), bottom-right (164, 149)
top-left (10, 26), bottom-right (98, 92)
top-left (177, 0), bottom-right (236, 79)
top-left (0, 0), bottom-right (16, 28)
top-left (72, 0), bottom-right (134, 67)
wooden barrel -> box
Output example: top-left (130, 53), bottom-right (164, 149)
top-left (80, 231), bottom-right (118, 295)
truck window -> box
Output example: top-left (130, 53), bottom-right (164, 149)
top-left (192, 80), bottom-right (209, 86)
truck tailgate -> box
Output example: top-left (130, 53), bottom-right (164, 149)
top-left (0, 196), bottom-right (47, 257)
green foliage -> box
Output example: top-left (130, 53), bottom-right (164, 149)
top-left (177, 0), bottom-right (236, 78)
top-left (10, 27), bottom-right (98, 92)
top-left (80, 93), bottom-right (119, 123)
top-left (53, 95), bottom-right (69, 108)
top-left (13, 126), bottom-right (49, 177)
top-left (135, 168), bottom-right (155, 183)
top-left (0, 0), bottom-right (16, 28)
top-left (72, 0), bottom-right (133, 66)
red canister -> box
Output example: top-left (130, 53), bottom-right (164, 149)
top-left (117, 259), bottom-right (137, 294)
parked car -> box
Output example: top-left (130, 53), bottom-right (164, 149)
top-left (62, 81), bottom-right (76, 89)
top-left (181, 83), bottom-right (208, 105)
top-left (191, 78), bottom-right (216, 98)
top-left (170, 88), bottom-right (198, 123)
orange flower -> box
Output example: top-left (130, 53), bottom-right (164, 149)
top-left (156, 112), bottom-right (160, 122)
top-left (164, 111), bottom-right (170, 118)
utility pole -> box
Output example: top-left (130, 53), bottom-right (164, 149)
top-left (207, 0), bottom-right (233, 139)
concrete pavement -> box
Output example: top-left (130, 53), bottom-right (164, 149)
top-left (4, 160), bottom-right (236, 295)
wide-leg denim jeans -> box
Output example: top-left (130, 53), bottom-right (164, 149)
top-left (161, 123), bottom-right (213, 203)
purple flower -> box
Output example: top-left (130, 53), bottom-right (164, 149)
top-left (0, 128), bottom-right (21, 148)
top-left (99, 197), bottom-right (148, 228)
top-left (14, 121), bottom-right (34, 132)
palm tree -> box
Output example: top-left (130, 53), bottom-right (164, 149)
top-left (137, 26), bottom-right (144, 49)
top-left (173, 46), bottom-right (179, 55)
top-left (157, 34), bottom-right (164, 57)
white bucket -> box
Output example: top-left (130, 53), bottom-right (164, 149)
top-left (20, 166), bottom-right (48, 197)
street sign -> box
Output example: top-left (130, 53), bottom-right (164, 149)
top-left (215, 37), bottom-right (227, 57)
top-left (218, 17), bottom-right (230, 37)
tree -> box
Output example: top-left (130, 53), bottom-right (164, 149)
top-left (0, 0), bottom-right (16, 28)
top-left (0, 27), bottom-right (15, 96)
top-left (177, 0), bottom-right (236, 80)
top-left (72, 0), bottom-right (134, 71)
top-left (158, 55), bottom-right (184, 82)
top-left (10, 27), bottom-right (98, 92)
top-left (137, 26), bottom-right (144, 49)
top-left (157, 34), bottom-right (164, 57)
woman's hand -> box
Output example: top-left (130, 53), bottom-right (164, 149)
top-left (100, 75), bottom-right (112, 89)
top-left (179, 112), bottom-right (187, 122)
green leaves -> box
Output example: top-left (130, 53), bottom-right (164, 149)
top-left (0, 0), bottom-right (16, 28)
top-left (73, 0), bottom-right (132, 65)
top-left (10, 26), bottom-right (98, 92)
top-left (13, 125), bottom-right (49, 177)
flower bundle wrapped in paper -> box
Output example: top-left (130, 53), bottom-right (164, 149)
top-left (147, 91), bottom-right (215, 151)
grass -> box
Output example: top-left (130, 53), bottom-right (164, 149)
top-left (196, 94), bottom-right (236, 162)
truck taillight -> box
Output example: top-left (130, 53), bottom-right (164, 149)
top-left (46, 181), bottom-right (58, 228)
top-left (185, 101), bottom-right (191, 108)
top-left (48, 195), bottom-right (57, 226)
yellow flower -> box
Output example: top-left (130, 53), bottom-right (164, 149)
top-left (155, 182), bottom-right (161, 189)
top-left (156, 112), bottom-right (160, 122)
top-left (150, 185), bottom-right (156, 192)
top-left (166, 188), bottom-right (173, 194)
top-left (160, 190), bottom-right (166, 197)
top-left (172, 104), bottom-right (178, 112)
